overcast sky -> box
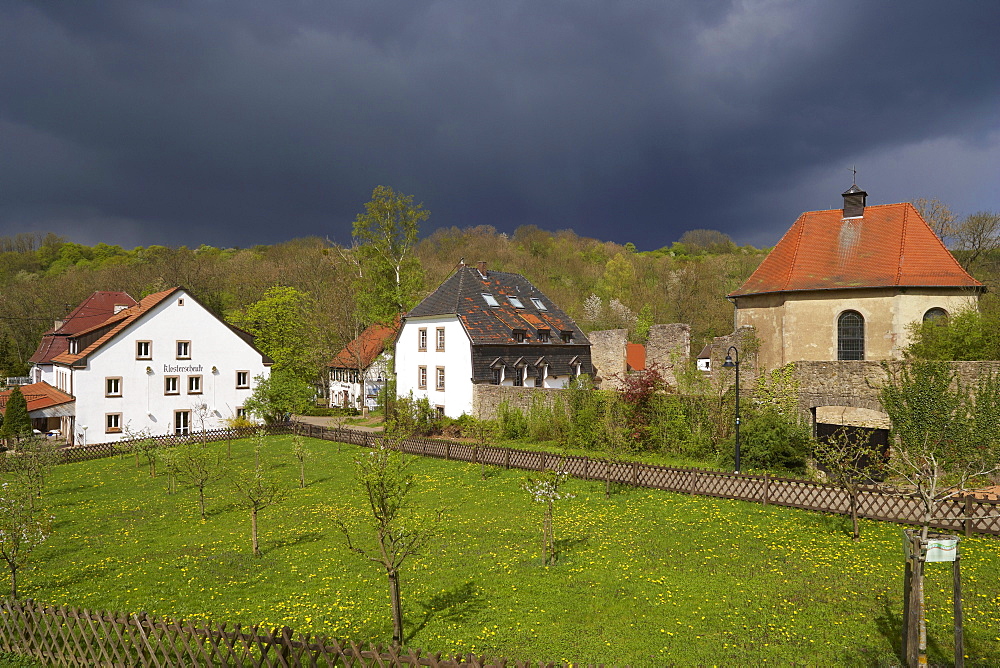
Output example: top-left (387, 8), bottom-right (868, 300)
top-left (2, 1), bottom-right (999, 251)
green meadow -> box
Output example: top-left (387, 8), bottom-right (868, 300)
top-left (12, 435), bottom-right (1000, 666)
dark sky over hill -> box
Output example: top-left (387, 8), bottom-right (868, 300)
top-left (2, 1), bottom-right (999, 250)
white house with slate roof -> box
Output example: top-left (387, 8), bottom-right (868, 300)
top-left (395, 262), bottom-right (593, 418)
top-left (30, 287), bottom-right (272, 444)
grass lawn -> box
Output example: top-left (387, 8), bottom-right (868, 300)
top-left (13, 435), bottom-right (1000, 666)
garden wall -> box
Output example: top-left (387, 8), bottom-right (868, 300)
top-left (471, 385), bottom-right (563, 419)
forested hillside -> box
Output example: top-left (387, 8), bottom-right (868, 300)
top-left (0, 227), bottom-right (767, 378)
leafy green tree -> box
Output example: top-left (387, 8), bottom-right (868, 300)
top-left (244, 370), bottom-right (314, 424)
top-left (351, 186), bottom-right (428, 324)
top-left (0, 386), bottom-right (31, 444)
top-left (338, 434), bottom-right (440, 646)
top-left (905, 308), bottom-right (1000, 361)
top-left (229, 286), bottom-right (323, 382)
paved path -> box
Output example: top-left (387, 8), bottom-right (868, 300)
top-left (291, 415), bottom-right (383, 433)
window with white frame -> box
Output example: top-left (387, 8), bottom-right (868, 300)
top-left (236, 407), bottom-right (247, 418)
top-left (174, 410), bottom-right (191, 435)
top-left (105, 413), bottom-right (122, 433)
top-left (512, 367), bottom-right (524, 386)
top-left (482, 293), bottom-right (500, 307)
top-left (105, 377), bottom-right (122, 397)
top-left (236, 371), bottom-right (249, 388)
top-left (436, 366), bottom-right (445, 390)
top-left (537, 329), bottom-right (550, 343)
top-left (436, 327), bottom-right (445, 351)
top-left (176, 340), bottom-right (191, 359)
top-left (418, 328), bottom-right (427, 351)
top-left (418, 366), bottom-right (427, 389)
top-left (513, 329), bottom-right (526, 343)
top-left (508, 295), bottom-right (524, 308)
top-left (136, 340), bottom-right (151, 359)
top-left (164, 376), bottom-right (180, 395)
top-left (188, 375), bottom-right (202, 394)
top-left (530, 297), bottom-right (547, 311)
top-left (561, 330), bottom-right (574, 343)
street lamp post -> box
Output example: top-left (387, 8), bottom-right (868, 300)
top-left (722, 346), bottom-right (741, 473)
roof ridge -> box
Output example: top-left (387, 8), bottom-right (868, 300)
top-left (782, 213), bottom-right (807, 291)
top-left (896, 205), bottom-right (908, 285)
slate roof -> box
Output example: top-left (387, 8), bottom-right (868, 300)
top-left (407, 266), bottom-right (590, 346)
top-left (50, 288), bottom-right (272, 368)
top-left (29, 291), bottom-right (138, 364)
top-left (329, 319), bottom-right (399, 370)
top-left (0, 382), bottom-right (74, 413)
top-left (730, 202), bottom-right (983, 297)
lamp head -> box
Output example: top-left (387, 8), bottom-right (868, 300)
top-left (722, 355), bottom-right (735, 369)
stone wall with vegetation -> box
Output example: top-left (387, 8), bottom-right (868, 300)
top-left (471, 385), bottom-right (564, 420)
top-left (587, 329), bottom-right (627, 390)
top-left (645, 323), bottom-right (690, 386)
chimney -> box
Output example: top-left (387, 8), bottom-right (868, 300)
top-left (477, 261), bottom-right (488, 278)
top-left (842, 184), bottom-right (867, 218)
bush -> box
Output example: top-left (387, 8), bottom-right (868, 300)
top-left (497, 401), bottom-right (529, 440)
top-left (724, 407), bottom-right (812, 473)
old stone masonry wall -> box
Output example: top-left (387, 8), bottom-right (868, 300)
top-left (471, 385), bottom-right (564, 419)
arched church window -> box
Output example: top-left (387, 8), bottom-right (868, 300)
top-left (923, 307), bottom-right (948, 323)
top-left (837, 311), bottom-right (864, 360)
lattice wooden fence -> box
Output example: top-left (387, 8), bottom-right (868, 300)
top-left (294, 423), bottom-right (1000, 537)
top-left (0, 599), bottom-right (585, 668)
top-left (57, 424), bottom-right (294, 465)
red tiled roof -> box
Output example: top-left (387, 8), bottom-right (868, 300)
top-left (0, 382), bottom-right (74, 413)
top-left (730, 202), bottom-right (982, 297)
top-left (28, 291), bottom-right (138, 364)
top-left (626, 343), bottom-right (646, 371)
top-left (328, 320), bottom-right (400, 370)
top-left (52, 288), bottom-right (180, 366)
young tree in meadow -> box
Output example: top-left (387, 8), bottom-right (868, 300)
top-left (171, 443), bottom-right (229, 519)
top-left (231, 464), bottom-right (287, 556)
top-left (2, 436), bottom-right (61, 507)
top-left (350, 185), bottom-right (428, 324)
top-left (523, 468), bottom-right (575, 566)
top-left (467, 417), bottom-right (499, 480)
top-left (292, 433), bottom-right (309, 488)
top-left (124, 427), bottom-right (160, 477)
top-left (812, 428), bottom-right (888, 541)
top-left (337, 433), bottom-right (440, 646)
top-left (0, 481), bottom-right (52, 598)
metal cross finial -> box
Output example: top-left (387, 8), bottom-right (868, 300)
top-left (850, 164), bottom-right (857, 185)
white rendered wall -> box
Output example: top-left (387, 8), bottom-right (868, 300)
top-left (66, 290), bottom-right (270, 444)
top-left (395, 316), bottom-right (473, 418)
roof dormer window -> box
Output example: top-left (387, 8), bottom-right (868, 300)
top-left (482, 293), bottom-right (499, 307)
top-left (538, 329), bottom-right (550, 343)
top-left (561, 330), bottom-right (575, 343)
top-left (508, 295), bottom-right (525, 309)
top-left (513, 329), bottom-right (526, 343)
top-left (530, 297), bottom-right (547, 311)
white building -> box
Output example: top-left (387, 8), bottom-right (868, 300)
top-left (328, 320), bottom-right (398, 411)
top-left (395, 262), bottom-right (592, 417)
top-left (30, 287), bottom-right (272, 444)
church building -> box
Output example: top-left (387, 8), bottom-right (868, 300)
top-left (728, 185), bottom-right (983, 370)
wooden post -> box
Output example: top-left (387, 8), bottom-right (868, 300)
top-left (964, 495), bottom-right (972, 538)
top-left (631, 462), bottom-right (638, 486)
top-left (763, 474), bottom-right (770, 506)
top-left (505, 448), bottom-right (511, 469)
top-left (445, 443), bottom-right (451, 460)
top-left (540, 452), bottom-right (546, 471)
top-left (954, 550), bottom-right (964, 668)
top-left (584, 458), bottom-right (590, 480)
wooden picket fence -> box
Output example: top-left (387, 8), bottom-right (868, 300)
top-left (294, 423), bottom-right (1000, 537)
top-left (0, 599), bottom-right (579, 667)
top-left (57, 424), bottom-right (294, 465)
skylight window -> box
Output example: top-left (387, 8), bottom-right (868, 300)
top-left (482, 293), bottom-right (499, 307)
top-left (508, 295), bottom-right (525, 308)
top-left (530, 297), bottom-right (547, 311)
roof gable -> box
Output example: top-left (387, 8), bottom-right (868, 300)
top-left (730, 202), bottom-right (982, 297)
top-left (329, 319), bottom-right (400, 370)
top-left (407, 267), bottom-right (589, 345)
top-left (29, 291), bottom-right (138, 365)
top-left (51, 288), bottom-right (272, 367)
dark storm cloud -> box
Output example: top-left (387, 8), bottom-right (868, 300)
top-left (2, 1), bottom-right (999, 250)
